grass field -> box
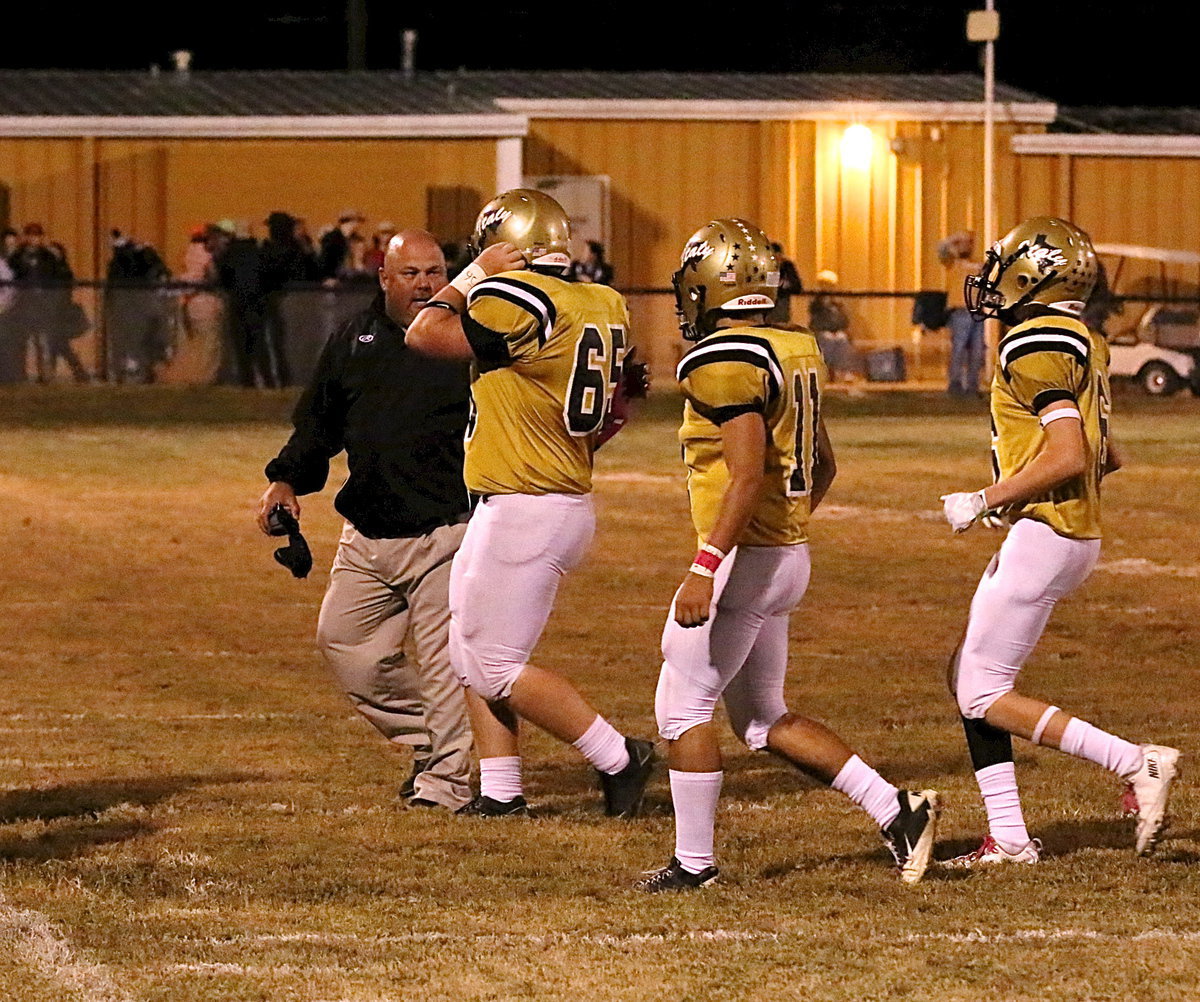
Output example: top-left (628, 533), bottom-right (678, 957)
top-left (1, 385), bottom-right (1198, 1002)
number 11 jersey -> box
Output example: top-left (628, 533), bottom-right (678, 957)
top-left (462, 270), bottom-right (630, 496)
top-left (677, 325), bottom-right (826, 547)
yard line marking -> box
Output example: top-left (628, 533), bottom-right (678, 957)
top-left (815, 504), bottom-right (942, 522)
top-left (594, 472), bottom-right (676, 485)
top-left (905, 928), bottom-right (1200, 945)
top-left (191, 929), bottom-right (778, 951)
top-left (1096, 557), bottom-right (1200, 579)
top-left (0, 892), bottom-right (135, 1002)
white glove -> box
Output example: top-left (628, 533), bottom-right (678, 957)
top-left (940, 490), bottom-right (990, 533)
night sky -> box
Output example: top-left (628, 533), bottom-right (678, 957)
top-left (5, 1), bottom-right (1192, 108)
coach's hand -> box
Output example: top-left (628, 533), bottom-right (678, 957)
top-left (940, 489), bottom-right (989, 533)
top-left (258, 481), bottom-right (300, 535)
top-left (475, 241), bottom-right (526, 276)
top-left (674, 573), bottom-right (715, 628)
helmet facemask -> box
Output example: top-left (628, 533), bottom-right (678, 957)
top-left (966, 217), bottom-right (1097, 323)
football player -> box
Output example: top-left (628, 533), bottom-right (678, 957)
top-left (637, 219), bottom-right (941, 892)
top-left (940, 216), bottom-right (1180, 865)
top-left (406, 189), bottom-right (656, 817)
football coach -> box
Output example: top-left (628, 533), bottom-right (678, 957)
top-left (257, 229), bottom-right (474, 811)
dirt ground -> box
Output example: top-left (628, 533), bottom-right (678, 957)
top-left (1, 386), bottom-right (1197, 1002)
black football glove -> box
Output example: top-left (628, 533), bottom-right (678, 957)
top-left (266, 504), bottom-right (313, 579)
top-left (622, 347), bottom-right (650, 399)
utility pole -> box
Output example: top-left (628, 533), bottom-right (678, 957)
top-left (968, 3), bottom-right (1001, 362)
top-left (968, 3), bottom-right (1000, 247)
top-left (347, 0), bottom-right (368, 70)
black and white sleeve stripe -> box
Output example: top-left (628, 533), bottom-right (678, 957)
top-left (467, 276), bottom-right (557, 347)
top-left (998, 326), bottom-right (1090, 380)
top-left (676, 334), bottom-right (785, 400)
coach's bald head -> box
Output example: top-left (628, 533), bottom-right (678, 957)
top-left (380, 229), bottom-right (448, 327)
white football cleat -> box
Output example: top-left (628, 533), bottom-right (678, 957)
top-left (942, 835), bottom-right (1041, 868)
top-left (1125, 744), bottom-right (1181, 856)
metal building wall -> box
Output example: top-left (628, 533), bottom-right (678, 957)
top-left (1, 137), bottom-right (499, 278)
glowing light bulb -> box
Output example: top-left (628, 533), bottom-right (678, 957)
top-left (841, 124), bottom-right (874, 170)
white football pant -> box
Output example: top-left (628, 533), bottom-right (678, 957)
top-left (449, 493), bottom-right (595, 700)
top-left (656, 544), bottom-right (810, 749)
top-left (955, 517), bottom-right (1100, 719)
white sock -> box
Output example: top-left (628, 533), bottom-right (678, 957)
top-left (976, 762), bottom-right (1030, 852)
top-left (479, 756), bottom-right (523, 802)
top-left (670, 769), bottom-right (724, 873)
top-left (831, 754), bottom-right (900, 829)
top-left (1059, 717), bottom-right (1144, 778)
top-left (572, 715), bottom-right (630, 775)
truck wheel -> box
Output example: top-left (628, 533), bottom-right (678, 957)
top-left (1138, 361), bottom-right (1181, 396)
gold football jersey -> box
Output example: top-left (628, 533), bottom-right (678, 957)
top-left (461, 270), bottom-right (630, 495)
top-left (677, 325), bottom-right (827, 547)
top-left (990, 315), bottom-right (1110, 539)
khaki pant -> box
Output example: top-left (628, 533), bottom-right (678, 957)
top-left (318, 520), bottom-right (472, 809)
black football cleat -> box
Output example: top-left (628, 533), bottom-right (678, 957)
top-left (881, 789), bottom-right (942, 884)
top-left (455, 794), bottom-right (529, 818)
top-left (599, 737), bottom-right (657, 818)
top-left (635, 857), bottom-right (719, 893)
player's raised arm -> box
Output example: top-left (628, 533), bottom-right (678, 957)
top-left (407, 242), bottom-right (525, 360)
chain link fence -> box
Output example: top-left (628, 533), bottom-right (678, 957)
top-left (2, 281), bottom-right (1197, 392)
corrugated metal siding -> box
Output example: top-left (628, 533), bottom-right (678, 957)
top-left (1013, 154), bottom-right (1200, 295)
top-left (526, 119), bottom-right (771, 289)
top-left (1, 137), bottom-right (498, 276)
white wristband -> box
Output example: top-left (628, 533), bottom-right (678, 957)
top-left (1039, 407), bottom-right (1081, 428)
top-left (448, 262), bottom-right (488, 299)
top-left (688, 562), bottom-right (717, 579)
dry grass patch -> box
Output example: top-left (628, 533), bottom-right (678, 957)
top-left (0, 387), bottom-right (1197, 1001)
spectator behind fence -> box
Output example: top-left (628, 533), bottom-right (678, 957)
top-left (318, 209), bottom-right (365, 283)
top-left (939, 230), bottom-right (985, 397)
top-left (0, 250), bottom-right (18, 383)
top-left (261, 210), bottom-right (320, 387)
top-left (340, 232), bottom-right (376, 286)
top-left (1, 228), bottom-right (18, 263)
top-left (215, 220), bottom-right (269, 388)
top-left (171, 225), bottom-right (225, 385)
top-left (808, 270), bottom-right (860, 383)
top-left (364, 221), bottom-right (397, 273)
top-left (106, 230), bottom-right (172, 383)
top-left (767, 242), bottom-right (803, 324)
top-left (570, 240), bottom-right (614, 286)
top-left (10, 223), bottom-right (89, 384)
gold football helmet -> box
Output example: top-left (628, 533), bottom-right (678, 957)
top-left (470, 188), bottom-right (571, 271)
top-left (673, 218), bottom-right (780, 340)
top-left (965, 216), bottom-right (1097, 321)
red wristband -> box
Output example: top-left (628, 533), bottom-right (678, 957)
top-left (691, 548), bottom-right (723, 576)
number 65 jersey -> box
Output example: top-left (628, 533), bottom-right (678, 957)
top-left (678, 325), bottom-right (826, 547)
top-left (461, 270), bottom-right (630, 496)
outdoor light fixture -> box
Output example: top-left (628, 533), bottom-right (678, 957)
top-left (841, 124), bottom-right (874, 169)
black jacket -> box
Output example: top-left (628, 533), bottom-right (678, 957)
top-left (265, 295), bottom-right (472, 538)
